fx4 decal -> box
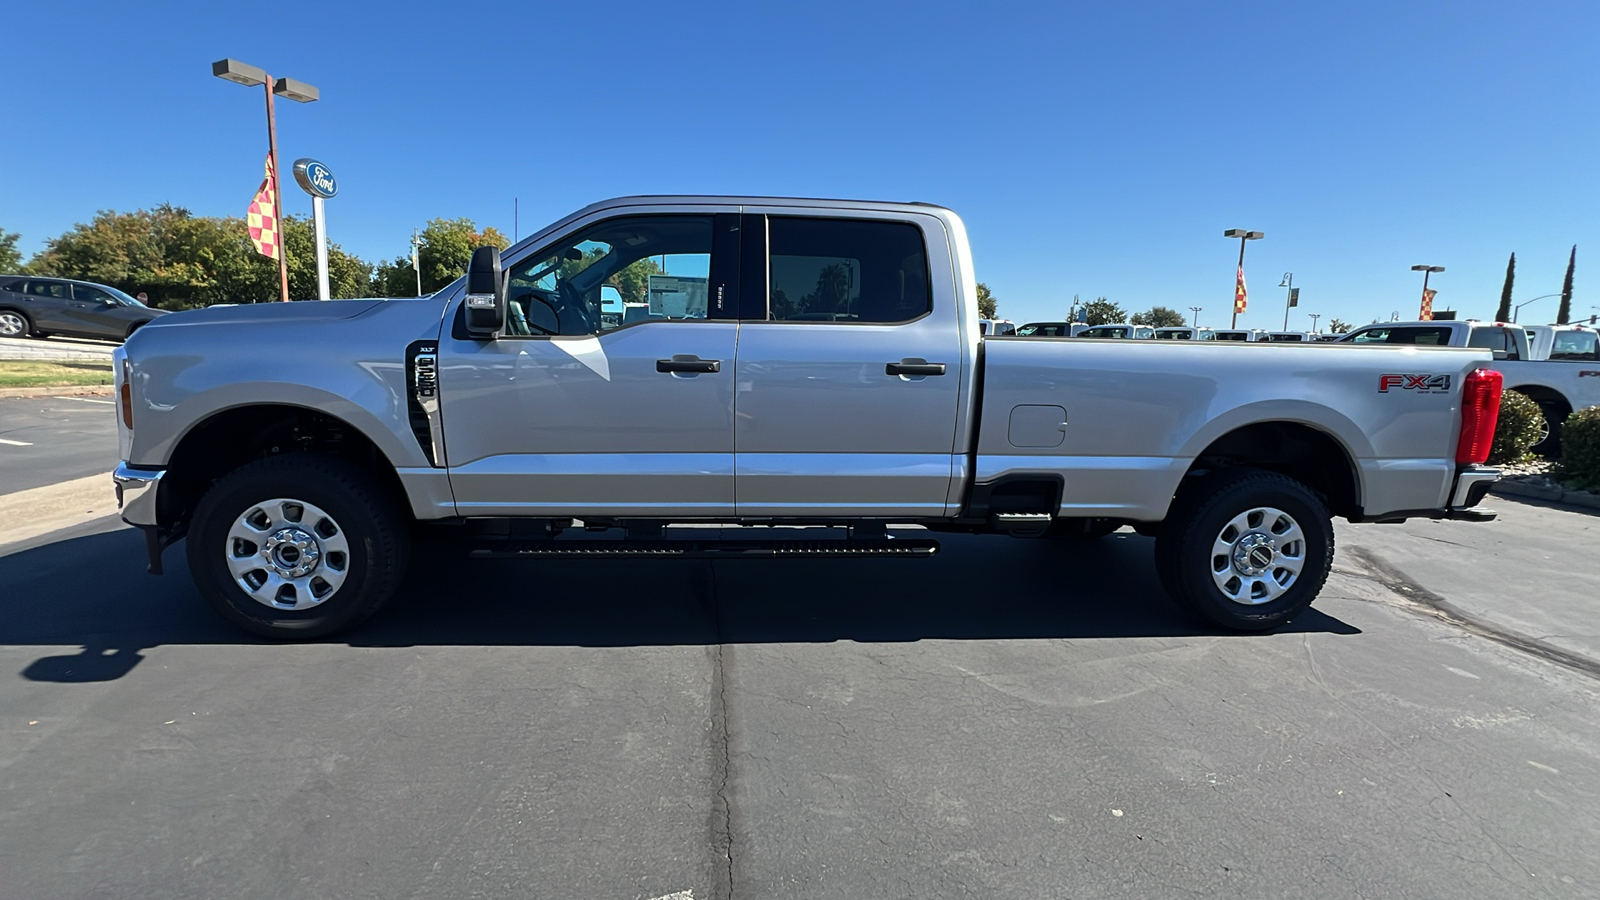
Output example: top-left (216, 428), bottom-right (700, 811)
top-left (1379, 374), bottom-right (1452, 394)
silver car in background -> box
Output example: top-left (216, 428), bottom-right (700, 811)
top-left (0, 276), bottom-right (168, 341)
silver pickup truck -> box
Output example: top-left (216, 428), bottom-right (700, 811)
top-left (111, 196), bottom-right (1504, 639)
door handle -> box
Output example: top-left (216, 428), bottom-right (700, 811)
top-left (657, 356), bottom-right (721, 374)
top-left (885, 360), bottom-right (947, 377)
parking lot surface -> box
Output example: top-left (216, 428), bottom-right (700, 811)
top-left (0, 396), bottom-right (118, 494)
top-left (1, 509), bottom-right (1596, 899)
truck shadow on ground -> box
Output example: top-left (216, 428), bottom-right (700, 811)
top-left (2, 525), bottom-right (1358, 682)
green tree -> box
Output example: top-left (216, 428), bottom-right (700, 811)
top-left (1494, 252), bottom-right (1515, 322)
top-left (976, 282), bottom-right (997, 319)
top-left (27, 206), bottom-right (376, 308)
top-left (1327, 318), bottom-right (1351, 334)
top-left (1081, 297), bottom-right (1126, 326)
top-left (0, 228), bottom-right (22, 272)
top-left (374, 217), bottom-right (510, 296)
top-left (1131, 305), bottom-right (1185, 327)
top-left (1557, 245), bottom-right (1576, 325)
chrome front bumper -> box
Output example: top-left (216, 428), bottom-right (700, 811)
top-left (113, 463), bottom-right (164, 527)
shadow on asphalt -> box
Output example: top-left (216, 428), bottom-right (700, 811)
top-left (2, 526), bottom-right (1359, 681)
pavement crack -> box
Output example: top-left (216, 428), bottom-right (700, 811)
top-left (699, 561), bottom-right (736, 900)
top-left (1346, 547), bottom-right (1600, 683)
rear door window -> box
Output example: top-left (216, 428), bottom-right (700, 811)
top-left (26, 281), bottom-right (71, 299)
top-left (765, 217), bottom-right (931, 323)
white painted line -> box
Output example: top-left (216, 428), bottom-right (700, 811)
top-left (646, 892), bottom-right (695, 900)
top-left (0, 438), bottom-right (32, 446)
top-left (59, 396), bottom-right (113, 405)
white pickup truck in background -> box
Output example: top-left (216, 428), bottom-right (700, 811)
top-left (1339, 319), bottom-right (1600, 451)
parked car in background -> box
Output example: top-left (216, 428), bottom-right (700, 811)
top-left (1075, 323), bottom-right (1153, 339)
top-left (1265, 331), bottom-right (1314, 343)
top-left (1314, 333), bottom-right (1344, 342)
top-left (1213, 329), bottom-right (1267, 342)
top-left (0, 276), bottom-right (168, 341)
top-left (979, 318), bottom-right (1017, 336)
top-left (1016, 321), bottom-right (1084, 337)
top-left (1153, 326), bottom-right (1215, 340)
top-left (1523, 324), bottom-right (1600, 362)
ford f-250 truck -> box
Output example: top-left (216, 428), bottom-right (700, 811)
top-left (111, 196), bottom-right (1504, 639)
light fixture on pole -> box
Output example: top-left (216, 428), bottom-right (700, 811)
top-left (1224, 229), bottom-right (1264, 328)
top-left (1277, 272), bottom-right (1298, 330)
top-left (1512, 293), bottom-right (1562, 324)
top-left (1309, 313), bottom-right (1321, 333)
top-left (1410, 264), bottom-right (1444, 321)
top-left (212, 59), bottom-right (320, 303)
top-left (1189, 306), bottom-right (1203, 328)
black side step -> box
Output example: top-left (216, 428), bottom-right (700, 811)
top-left (469, 539), bottom-right (940, 560)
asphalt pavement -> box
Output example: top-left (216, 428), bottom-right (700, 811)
top-left (0, 396), bottom-right (119, 494)
top-left (1, 506), bottom-right (1597, 899)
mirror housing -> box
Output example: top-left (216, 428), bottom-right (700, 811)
top-left (463, 246), bottom-right (506, 339)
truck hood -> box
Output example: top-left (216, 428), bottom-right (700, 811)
top-left (144, 298), bottom-right (392, 328)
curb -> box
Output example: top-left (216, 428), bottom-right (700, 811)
top-left (0, 385), bottom-right (115, 400)
top-left (1491, 476), bottom-right (1600, 512)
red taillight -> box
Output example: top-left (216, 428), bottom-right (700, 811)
top-left (1456, 368), bottom-right (1503, 464)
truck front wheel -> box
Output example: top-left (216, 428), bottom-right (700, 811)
top-left (1154, 469), bottom-right (1333, 632)
top-left (186, 455), bottom-right (410, 639)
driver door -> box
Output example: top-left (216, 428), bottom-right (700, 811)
top-left (438, 211), bottom-right (743, 518)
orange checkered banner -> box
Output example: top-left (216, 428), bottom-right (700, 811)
top-left (246, 154), bottom-right (280, 261)
top-left (1234, 265), bottom-right (1248, 314)
top-left (1420, 288), bottom-right (1436, 321)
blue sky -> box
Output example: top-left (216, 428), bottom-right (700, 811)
top-left (3, 0), bottom-right (1597, 329)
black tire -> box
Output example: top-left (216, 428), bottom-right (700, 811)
top-left (1530, 398), bottom-right (1568, 457)
top-left (186, 455), bottom-right (409, 640)
top-left (0, 309), bottom-right (33, 339)
top-left (1154, 468), bottom-right (1333, 632)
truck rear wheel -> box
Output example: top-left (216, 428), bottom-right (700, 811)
top-left (1154, 469), bottom-right (1333, 632)
top-left (186, 455), bottom-right (409, 640)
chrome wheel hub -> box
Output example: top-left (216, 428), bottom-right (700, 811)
top-left (0, 312), bottom-right (24, 337)
top-left (226, 498), bottom-right (350, 610)
top-left (263, 527), bottom-right (322, 578)
top-left (1211, 506), bottom-right (1306, 605)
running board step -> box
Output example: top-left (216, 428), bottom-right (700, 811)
top-left (992, 513), bottom-right (1052, 523)
top-left (469, 539), bottom-right (940, 560)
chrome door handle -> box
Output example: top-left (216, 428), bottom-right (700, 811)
top-left (885, 360), bottom-right (946, 377)
top-left (657, 356), bottom-right (721, 374)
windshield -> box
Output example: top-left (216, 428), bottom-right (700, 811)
top-left (102, 285), bottom-right (145, 307)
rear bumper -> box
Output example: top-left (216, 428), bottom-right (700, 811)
top-left (1450, 465), bottom-right (1499, 510)
top-left (113, 463), bottom-right (164, 527)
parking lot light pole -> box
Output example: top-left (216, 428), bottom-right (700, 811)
top-left (1410, 265), bottom-right (1444, 321)
top-left (1512, 293), bottom-right (1562, 324)
top-left (1189, 306), bottom-right (1203, 328)
top-left (212, 59), bottom-right (320, 303)
top-left (1278, 272), bottom-right (1296, 330)
top-left (1224, 229), bottom-right (1264, 328)
top-left (1309, 313), bottom-right (1321, 333)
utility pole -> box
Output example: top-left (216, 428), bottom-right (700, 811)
top-left (1309, 313), bottom-right (1321, 333)
top-left (1189, 306), bottom-right (1203, 328)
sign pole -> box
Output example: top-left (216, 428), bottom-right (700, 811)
top-left (313, 195), bottom-right (330, 301)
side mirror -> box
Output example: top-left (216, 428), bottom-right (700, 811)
top-left (464, 246), bottom-right (506, 340)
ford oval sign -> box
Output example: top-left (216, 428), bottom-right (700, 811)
top-left (292, 158), bottom-right (338, 199)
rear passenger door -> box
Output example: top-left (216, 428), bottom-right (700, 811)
top-left (21, 280), bottom-right (75, 333)
top-left (732, 212), bottom-right (964, 517)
